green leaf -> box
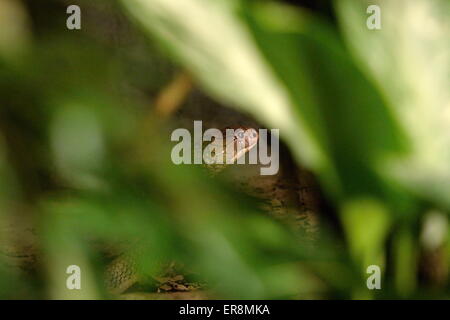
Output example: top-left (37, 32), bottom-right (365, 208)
top-left (340, 198), bottom-right (391, 270)
top-left (336, 0), bottom-right (450, 209)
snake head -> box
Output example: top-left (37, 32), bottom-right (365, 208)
top-left (233, 127), bottom-right (259, 151)
top-left (225, 127), bottom-right (259, 162)
top-left (204, 126), bottom-right (259, 167)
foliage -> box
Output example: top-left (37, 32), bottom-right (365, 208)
top-left (0, 0), bottom-right (448, 299)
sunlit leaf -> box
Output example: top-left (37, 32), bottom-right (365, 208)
top-left (336, 0), bottom-right (450, 209)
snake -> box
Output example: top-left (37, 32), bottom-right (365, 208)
top-left (106, 126), bottom-right (320, 295)
top-left (202, 126), bottom-right (259, 173)
top-left (0, 126), bottom-right (319, 297)
top-left (105, 126), bottom-right (261, 293)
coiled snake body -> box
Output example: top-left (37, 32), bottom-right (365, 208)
top-left (0, 126), bottom-right (319, 296)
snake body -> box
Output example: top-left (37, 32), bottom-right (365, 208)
top-left (105, 127), bottom-right (261, 293)
top-left (105, 126), bottom-right (319, 294)
top-left (0, 126), bottom-right (319, 296)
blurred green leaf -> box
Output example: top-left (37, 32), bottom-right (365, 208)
top-left (340, 198), bottom-right (390, 271)
top-left (0, 0), bottom-right (30, 62)
top-left (393, 224), bottom-right (418, 297)
top-left (336, 0), bottom-right (450, 209)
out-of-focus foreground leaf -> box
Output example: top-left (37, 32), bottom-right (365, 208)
top-left (0, 0), bottom-right (30, 62)
top-left (336, 0), bottom-right (450, 210)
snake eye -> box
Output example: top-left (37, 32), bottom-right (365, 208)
top-left (236, 131), bottom-right (244, 139)
top-left (246, 129), bottom-right (257, 139)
